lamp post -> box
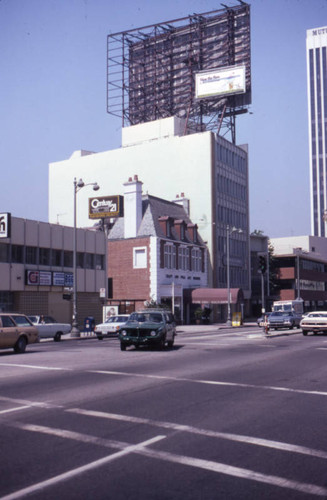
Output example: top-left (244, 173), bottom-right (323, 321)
top-left (71, 177), bottom-right (100, 337)
top-left (226, 225), bottom-right (242, 326)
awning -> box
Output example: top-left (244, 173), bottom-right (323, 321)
top-left (192, 288), bottom-right (244, 305)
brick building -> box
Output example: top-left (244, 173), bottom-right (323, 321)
top-left (106, 176), bottom-right (208, 324)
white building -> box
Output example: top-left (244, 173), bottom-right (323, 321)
top-left (49, 116), bottom-right (251, 306)
top-left (306, 26), bottom-right (327, 236)
top-left (270, 235), bottom-right (327, 260)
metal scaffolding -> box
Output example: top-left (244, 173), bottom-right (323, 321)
top-left (107, 3), bottom-right (251, 142)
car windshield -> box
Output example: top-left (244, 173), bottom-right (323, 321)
top-left (129, 312), bottom-right (163, 323)
top-left (106, 316), bottom-right (128, 323)
top-left (13, 315), bottom-right (33, 327)
top-left (28, 316), bottom-right (37, 323)
top-left (308, 313), bottom-right (327, 318)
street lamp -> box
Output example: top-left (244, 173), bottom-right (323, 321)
top-left (226, 225), bottom-right (242, 326)
top-left (71, 177), bottom-right (100, 337)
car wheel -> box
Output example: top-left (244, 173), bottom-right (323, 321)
top-left (120, 342), bottom-right (126, 351)
top-left (14, 336), bottom-right (27, 354)
top-left (54, 332), bottom-right (61, 342)
top-left (302, 330), bottom-right (308, 336)
top-left (97, 335), bottom-right (103, 340)
top-left (167, 335), bottom-right (175, 348)
top-left (159, 337), bottom-right (166, 350)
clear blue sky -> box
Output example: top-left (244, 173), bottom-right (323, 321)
top-left (1, 0), bottom-right (326, 238)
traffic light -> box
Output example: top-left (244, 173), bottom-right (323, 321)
top-left (259, 255), bottom-right (267, 273)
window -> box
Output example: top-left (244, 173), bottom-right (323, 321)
top-left (85, 253), bottom-right (94, 269)
top-left (192, 248), bottom-right (202, 272)
top-left (25, 246), bottom-right (38, 265)
top-left (11, 245), bottom-right (24, 263)
top-left (77, 252), bottom-right (84, 268)
top-left (178, 247), bottom-right (188, 271)
top-left (0, 243), bottom-right (9, 263)
top-left (95, 254), bottom-right (104, 270)
top-left (133, 247), bottom-right (147, 269)
top-left (39, 248), bottom-right (50, 266)
top-left (164, 244), bottom-right (176, 269)
top-left (51, 249), bottom-right (62, 267)
top-left (64, 251), bottom-right (73, 268)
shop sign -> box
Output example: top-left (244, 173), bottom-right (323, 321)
top-left (88, 195), bottom-right (124, 219)
top-left (25, 270), bottom-right (74, 286)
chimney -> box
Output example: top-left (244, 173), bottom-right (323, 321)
top-left (172, 192), bottom-right (190, 215)
top-left (123, 175), bottom-right (143, 238)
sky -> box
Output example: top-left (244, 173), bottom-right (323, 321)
top-left (1, 0), bottom-right (326, 238)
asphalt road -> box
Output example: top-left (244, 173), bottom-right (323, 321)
top-left (1, 326), bottom-right (327, 500)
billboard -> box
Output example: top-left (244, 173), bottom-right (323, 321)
top-left (196, 66), bottom-right (246, 99)
top-left (88, 195), bottom-right (124, 219)
top-left (107, 3), bottom-right (251, 133)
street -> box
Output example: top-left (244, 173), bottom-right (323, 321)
top-left (1, 325), bottom-right (327, 499)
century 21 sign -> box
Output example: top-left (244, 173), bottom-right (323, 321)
top-left (88, 195), bottom-right (124, 219)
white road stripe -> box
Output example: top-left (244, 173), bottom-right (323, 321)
top-left (0, 363), bottom-right (71, 371)
top-left (90, 369), bottom-right (327, 397)
top-left (0, 406), bottom-right (30, 415)
top-left (10, 422), bottom-right (327, 497)
top-left (0, 432), bottom-right (165, 500)
top-left (67, 407), bottom-right (327, 460)
top-left (0, 396), bottom-right (62, 410)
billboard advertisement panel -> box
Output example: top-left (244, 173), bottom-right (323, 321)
top-left (89, 195), bottom-right (124, 219)
top-left (195, 66), bottom-right (246, 99)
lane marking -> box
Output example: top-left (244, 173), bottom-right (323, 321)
top-left (90, 370), bottom-right (327, 397)
top-left (10, 422), bottom-right (327, 498)
top-left (0, 406), bottom-right (31, 415)
top-left (67, 407), bottom-right (327, 460)
top-left (0, 396), bottom-right (62, 410)
top-left (0, 363), bottom-right (71, 371)
top-left (0, 432), bottom-right (165, 500)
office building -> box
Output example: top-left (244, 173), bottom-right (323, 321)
top-left (49, 117), bottom-right (251, 313)
top-left (306, 25), bottom-right (327, 236)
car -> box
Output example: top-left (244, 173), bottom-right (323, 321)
top-left (300, 311), bottom-right (327, 335)
top-left (257, 312), bottom-right (272, 327)
top-left (0, 313), bottom-right (38, 353)
top-left (28, 315), bottom-right (71, 342)
top-left (267, 311), bottom-right (301, 330)
top-left (118, 309), bottom-right (176, 351)
top-left (94, 314), bottom-right (130, 340)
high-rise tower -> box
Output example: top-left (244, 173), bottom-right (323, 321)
top-left (306, 26), bottom-right (327, 236)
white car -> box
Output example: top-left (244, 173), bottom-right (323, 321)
top-left (28, 315), bottom-right (71, 342)
top-left (300, 311), bottom-right (327, 336)
top-left (95, 315), bottom-right (130, 340)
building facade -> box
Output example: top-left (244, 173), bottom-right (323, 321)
top-left (306, 26), bottom-right (327, 236)
top-left (0, 216), bottom-right (107, 325)
top-left (49, 116), bottom-right (250, 308)
top-left (270, 235), bottom-right (327, 311)
top-left (106, 176), bottom-right (208, 324)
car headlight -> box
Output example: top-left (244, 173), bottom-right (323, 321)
top-left (150, 330), bottom-right (157, 336)
top-left (121, 330), bottom-right (127, 336)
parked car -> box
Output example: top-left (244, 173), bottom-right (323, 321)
top-left (28, 315), bottom-right (71, 342)
top-left (118, 309), bottom-right (176, 351)
top-left (268, 311), bottom-right (301, 330)
top-left (0, 313), bottom-right (38, 353)
top-left (257, 312), bottom-right (272, 327)
top-left (300, 311), bottom-right (327, 335)
top-left (94, 314), bottom-right (130, 340)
